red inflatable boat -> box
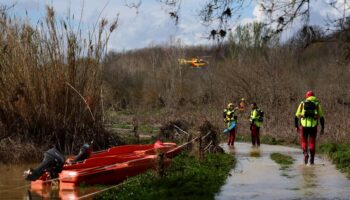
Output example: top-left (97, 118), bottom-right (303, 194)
top-left (59, 155), bottom-right (164, 189)
top-left (31, 141), bottom-right (178, 190)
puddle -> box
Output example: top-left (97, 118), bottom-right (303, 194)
top-left (215, 142), bottom-right (350, 200)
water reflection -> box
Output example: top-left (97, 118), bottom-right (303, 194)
top-left (299, 165), bottom-right (317, 197)
top-left (27, 186), bottom-right (99, 199)
top-left (300, 166), bottom-right (317, 188)
top-left (0, 164), bottom-right (100, 200)
top-left (228, 146), bottom-right (236, 155)
top-left (29, 187), bottom-right (60, 199)
top-left (250, 147), bottom-right (261, 158)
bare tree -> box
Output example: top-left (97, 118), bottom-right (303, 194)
top-left (156, 0), bottom-right (350, 38)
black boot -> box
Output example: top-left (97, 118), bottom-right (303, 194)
top-left (303, 151), bottom-right (309, 165)
top-left (310, 150), bottom-right (315, 165)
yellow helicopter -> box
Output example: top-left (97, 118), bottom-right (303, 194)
top-left (178, 57), bottom-right (209, 68)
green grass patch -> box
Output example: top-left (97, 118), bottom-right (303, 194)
top-left (112, 123), bottom-right (133, 129)
top-left (261, 136), bottom-right (285, 145)
top-left (270, 153), bottom-right (294, 170)
top-left (288, 187), bottom-right (300, 191)
top-left (95, 153), bottom-right (235, 200)
top-left (105, 110), bottom-right (135, 121)
top-left (281, 172), bottom-right (295, 178)
top-left (318, 143), bottom-right (350, 178)
top-left (118, 134), bottom-right (154, 145)
top-left (234, 134), bottom-right (284, 145)
top-left (139, 124), bottom-right (158, 133)
top-left (141, 108), bottom-right (168, 116)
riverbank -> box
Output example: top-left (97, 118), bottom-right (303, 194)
top-left (96, 153), bottom-right (235, 200)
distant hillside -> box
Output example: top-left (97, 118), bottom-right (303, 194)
top-left (102, 28), bottom-right (350, 144)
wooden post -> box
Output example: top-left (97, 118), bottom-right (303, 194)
top-left (157, 152), bottom-right (165, 178)
top-left (199, 132), bottom-right (203, 161)
top-left (132, 117), bottom-right (139, 144)
top-left (187, 134), bottom-right (193, 151)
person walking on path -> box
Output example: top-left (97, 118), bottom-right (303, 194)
top-left (250, 103), bottom-right (263, 147)
top-left (223, 103), bottom-right (238, 146)
top-left (295, 91), bottom-right (325, 165)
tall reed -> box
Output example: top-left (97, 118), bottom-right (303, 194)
top-left (0, 6), bottom-right (119, 162)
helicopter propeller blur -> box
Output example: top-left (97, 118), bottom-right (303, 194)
top-left (178, 57), bottom-right (210, 68)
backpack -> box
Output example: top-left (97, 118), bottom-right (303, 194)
top-left (256, 109), bottom-right (264, 122)
top-left (302, 101), bottom-right (317, 118)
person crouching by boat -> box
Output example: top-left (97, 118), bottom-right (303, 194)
top-left (223, 103), bottom-right (238, 147)
top-left (24, 145), bottom-right (64, 181)
top-left (66, 141), bottom-right (93, 164)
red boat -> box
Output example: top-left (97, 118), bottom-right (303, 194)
top-left (64, 140), bottom-right (176, 170)
top-left (31, 141), bottom-right (177, 190)
top-left (58, 142), bottom-right (190, 189)
top-left (59, 155), bottom-right (164, 189)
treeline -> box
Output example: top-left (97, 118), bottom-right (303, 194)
top-left (103, 22), bottom-right (350, 144)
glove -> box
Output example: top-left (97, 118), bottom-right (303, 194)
top-left (294, 117), bottom-right (299, 129)
top-left (320, 128), bottom-right (324, 135)
top-left (320, 118), bottom-right (325, 135)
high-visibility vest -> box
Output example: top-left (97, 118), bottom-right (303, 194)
top-left (250, 109), bottom-right (263, 128)
top-left (295, 96), bottom-right (324, 128)
top-left (224, 109), bottom-right (236, 123)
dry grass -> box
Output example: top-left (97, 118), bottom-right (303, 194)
top-left (0, 6), bottom-right (119, 162)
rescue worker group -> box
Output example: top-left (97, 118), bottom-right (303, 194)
top-left (223, 91), bottom-right (325, 165)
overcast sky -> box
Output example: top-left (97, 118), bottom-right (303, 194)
top-left (0, 0), bottom-right (348, 52)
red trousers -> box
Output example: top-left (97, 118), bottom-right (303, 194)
top-left (227, 127), bottom-right (236, 146)
top-left (300, 127), bottom-right (317, 161)
top-left (251, 125), bottom-right (260, 146)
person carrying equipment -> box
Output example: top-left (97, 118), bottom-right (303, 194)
top-left (223, 103), bottom-right (238, 146)
top-left (250, 103), bottom-right (263, 147)
top-left (295, 91), bottom-right (325, 165)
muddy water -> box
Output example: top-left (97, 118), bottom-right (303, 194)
top-left (216, 142), bottom-right (350, 200)
top-left (0, 164), bottom-right (99, 200)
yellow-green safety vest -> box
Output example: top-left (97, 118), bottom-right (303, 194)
top-left (295, 96), bottom-right (324, 128)
top-left (224, 109), bottom-right (236, 127)
top-left (250, 109), bottom-right (263, 128)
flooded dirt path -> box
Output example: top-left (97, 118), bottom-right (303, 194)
top-left (216, 142), bottom-right (350, 200)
